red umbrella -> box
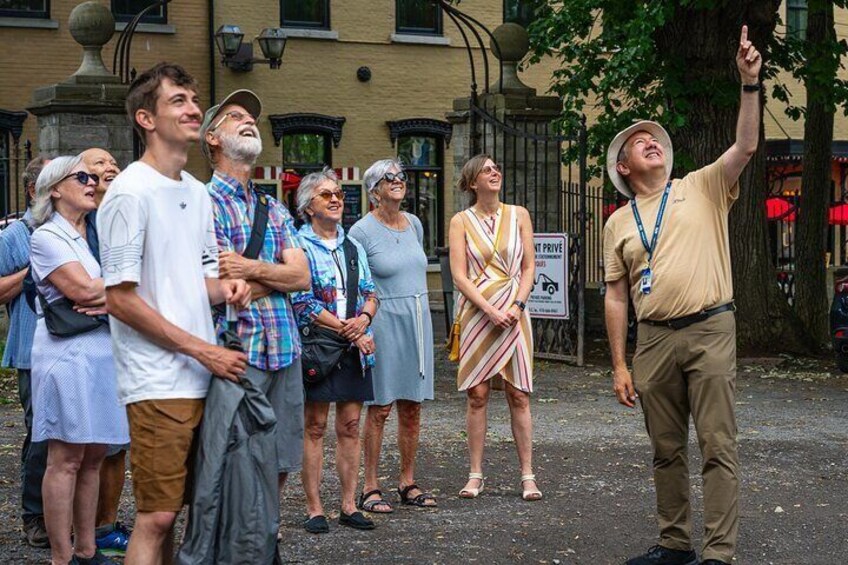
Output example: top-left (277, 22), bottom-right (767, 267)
top-left (766, 197), bottom-right (796, 222)
top-left (829, 203), bottom-right (848, 225)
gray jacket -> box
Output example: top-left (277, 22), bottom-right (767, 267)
top-left (176, 373), bottom-right (280, 565)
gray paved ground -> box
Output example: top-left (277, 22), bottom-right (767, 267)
top-left (0, 352), bottom-right (846, 564)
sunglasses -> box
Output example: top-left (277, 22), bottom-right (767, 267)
top-left (59, 171), bottom-right (100, 187)
top-left (312, 190), bottom-right (344, 202)
top-left (480, 163), bottom-right (502, 175)
top-left (211, 110), bottom-right (254, 131)
top-left (382, 171), bottom-right (407, 183)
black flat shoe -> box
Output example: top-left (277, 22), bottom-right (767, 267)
top-left (303, 515), bottom-right (330, 534)
top-left (338, 510), bottom-right (375, 530)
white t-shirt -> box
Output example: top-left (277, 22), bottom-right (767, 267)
top-left (97, 161), bottom-right (219, 405)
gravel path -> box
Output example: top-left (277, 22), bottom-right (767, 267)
top-left (0, 353), bottom-right (846, 564)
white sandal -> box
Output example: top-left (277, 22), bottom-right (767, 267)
top-left (521, 474), bottom-right (542, 501)
top-left (459, 472), bottom-right (485, 498)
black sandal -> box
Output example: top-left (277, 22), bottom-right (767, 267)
top-left (398, 484), bottom-right (438, 508)
top-left (339, 511), bottom-right (375, 530)
top-left (357, 489), bottom-right (394, 513)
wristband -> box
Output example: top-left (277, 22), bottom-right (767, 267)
top-left (361, 311), bottom-right (373, 326)
top-left (513, 300), bottom-right (526, 311)
top-left (742, 83), bottom-right (761, 92)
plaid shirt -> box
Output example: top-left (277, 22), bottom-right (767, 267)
top-left (207, 172), bottom-right (302, 371)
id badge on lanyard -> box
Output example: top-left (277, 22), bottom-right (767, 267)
top-left (631, 182), bottom-right (671, 295)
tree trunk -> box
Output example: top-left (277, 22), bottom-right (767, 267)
top-left (793, 0), bottom-right (836, 348)
top-left (657, 2), bottom-right (811, 352)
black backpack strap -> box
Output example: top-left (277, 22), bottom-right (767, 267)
top-left (243, 190), bottom-right (270, 260)
top-left (342, 236), bottom-right (359, 320)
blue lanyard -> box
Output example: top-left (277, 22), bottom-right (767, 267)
top-left (630, 182), bottom-right (672, 263)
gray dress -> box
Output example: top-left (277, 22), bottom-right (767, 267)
top-left (349, 212), bottom-right (434, 405)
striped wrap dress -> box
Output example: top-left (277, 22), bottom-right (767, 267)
top-left (456, 204), bottom-right (533, 392)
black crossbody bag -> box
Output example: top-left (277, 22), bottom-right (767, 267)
top-left (300, 238), bottom-right (359, 385)
top-left (212, 191), bottom-right (270, 319)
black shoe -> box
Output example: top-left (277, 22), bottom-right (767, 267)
top-left (303, 515), bottom-right (330, 534)
top-left (22, 516), bottom-right (50, 549)
top-left (338, 510), bottom-right (375, 530)
top-left (625, 545), bottom-right (699, 565)
top-left (701, 560), bottom-right (730, 565)
top-left (75, 550), bottom-right (117, 564)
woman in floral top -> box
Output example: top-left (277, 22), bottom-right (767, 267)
top-left (290, 168), bottom-right (379, 534)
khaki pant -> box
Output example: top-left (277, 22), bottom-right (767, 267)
top-left (633, 311), bottom-right (739, 563)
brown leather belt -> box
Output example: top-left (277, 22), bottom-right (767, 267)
top-left (641, 302), bottom-right (736, 331)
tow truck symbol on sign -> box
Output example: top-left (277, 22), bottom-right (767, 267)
top-left (535, 273), bottom-right (559, 295)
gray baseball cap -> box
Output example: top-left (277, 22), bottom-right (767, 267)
top-left (200, 89), bottom-right (262, 161)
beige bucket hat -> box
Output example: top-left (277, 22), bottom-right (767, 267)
top-left (606, 120), bottom-right (673, 199)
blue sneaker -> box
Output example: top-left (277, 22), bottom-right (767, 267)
top-left (95, 522), bottom-right (131, 556)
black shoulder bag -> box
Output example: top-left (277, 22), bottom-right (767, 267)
top-left (301, 237), bottom-right (360, 385)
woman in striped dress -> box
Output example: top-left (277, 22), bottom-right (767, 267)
top-left (448, 153), bottom-right (541, 502)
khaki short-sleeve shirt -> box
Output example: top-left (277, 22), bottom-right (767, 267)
top-left (602, 158), bottom-right (739, 321)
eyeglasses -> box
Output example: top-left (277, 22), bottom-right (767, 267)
top-left (211, 110), bottom-right (254, 131)
top-left (59, 171), bottom-right (100, 187)
top-left (382, 171), bottom-right (407, 183)
top-left (480, 163), bottom-right (502, 176)
top-left (312, 190), bottom-right (344, 202)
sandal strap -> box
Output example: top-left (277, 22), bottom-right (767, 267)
top-left (468, 472), bottom-right (484, 480)
top-left (398, 484), bottom-right (420, 499)
top-left (520, 474), bottom-right (536, 482)
top-left (358, 489), bottom-right (383, 504)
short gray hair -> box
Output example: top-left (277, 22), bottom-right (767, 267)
top-left (30, 155), bottom-right (84, 228)
top-left (363, 158), bottom-right (403, 206)
top-left (295, 167), bottom-right (340, 223)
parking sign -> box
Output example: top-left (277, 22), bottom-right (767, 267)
top-left (529, 233), bottom-right (569, 319)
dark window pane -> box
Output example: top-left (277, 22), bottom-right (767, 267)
top-left (786, 0), bottom-right (807, 39)
top-left (283, 133), bottom-right (327, 167)
top-left (0, 0), bottom-right (48, 18)
top-left (112, 0), bottom-right (166, 24)
top-left (398, 136), bottom-right (438, 168)
top-left (397, 0), bottom-right (441, 35)
top-left (282, 0), bottom-right (328, 29)
top-left (504, 0), bottom-right (536, 29)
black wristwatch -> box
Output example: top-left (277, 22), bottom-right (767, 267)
top-left (513, 300), bottom-right (526, 311)
top-left (742, 83), bottom-right (761, 92)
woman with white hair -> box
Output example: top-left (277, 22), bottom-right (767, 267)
top-left (349, 159), bottom-right (436, 513)
top-left (290, 167), bottom-right (379, 533)
top-left (29, 155), bottom-right (129, 565)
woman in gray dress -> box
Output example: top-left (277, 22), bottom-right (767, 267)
top-left (29, 155), bottom-right (129, 565)
top-left (350, 159), bottom-right (436, 513)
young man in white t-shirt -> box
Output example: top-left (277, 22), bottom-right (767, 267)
top-left (97, 63), bottom-right (250, 565)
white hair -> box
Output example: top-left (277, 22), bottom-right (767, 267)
top-left (295, 167), bottom-right (340, 223)
top-left (362, 158), bottom-right (404, 206)
top-left (30, 155), bottom-right (83, 228)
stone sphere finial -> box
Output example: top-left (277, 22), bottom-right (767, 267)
top-left (69, 1), bottom-right (115, 47)
top-left (67, 1), bottom-right (116, 80)
top-left (490, 23), bottom-right (530, 63)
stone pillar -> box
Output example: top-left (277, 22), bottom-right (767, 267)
top-left (446, 23), bottom-right (565, 232)
top-left (27, 2), bottom-right (132, 166)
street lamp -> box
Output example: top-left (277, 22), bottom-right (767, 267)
top-left (214, 25), bottom-right (287, 72)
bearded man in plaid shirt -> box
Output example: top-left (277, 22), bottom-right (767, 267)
top-left (201, 90), bottom-right (310, 494)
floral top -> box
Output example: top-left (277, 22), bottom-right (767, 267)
top-left (291, 222), bottom-right (377, 368)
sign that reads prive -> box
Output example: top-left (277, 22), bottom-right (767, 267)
top-left (529, 233), bottom-right (569, 319)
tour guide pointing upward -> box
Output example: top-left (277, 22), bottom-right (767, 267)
top-left (602, 26), bottom-right (761, 565)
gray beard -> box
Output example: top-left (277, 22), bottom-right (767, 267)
top-left (219, 130), bottom-right (262, 164)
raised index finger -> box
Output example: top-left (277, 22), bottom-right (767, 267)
top-left (740, 25), bottom-right (748, 45)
